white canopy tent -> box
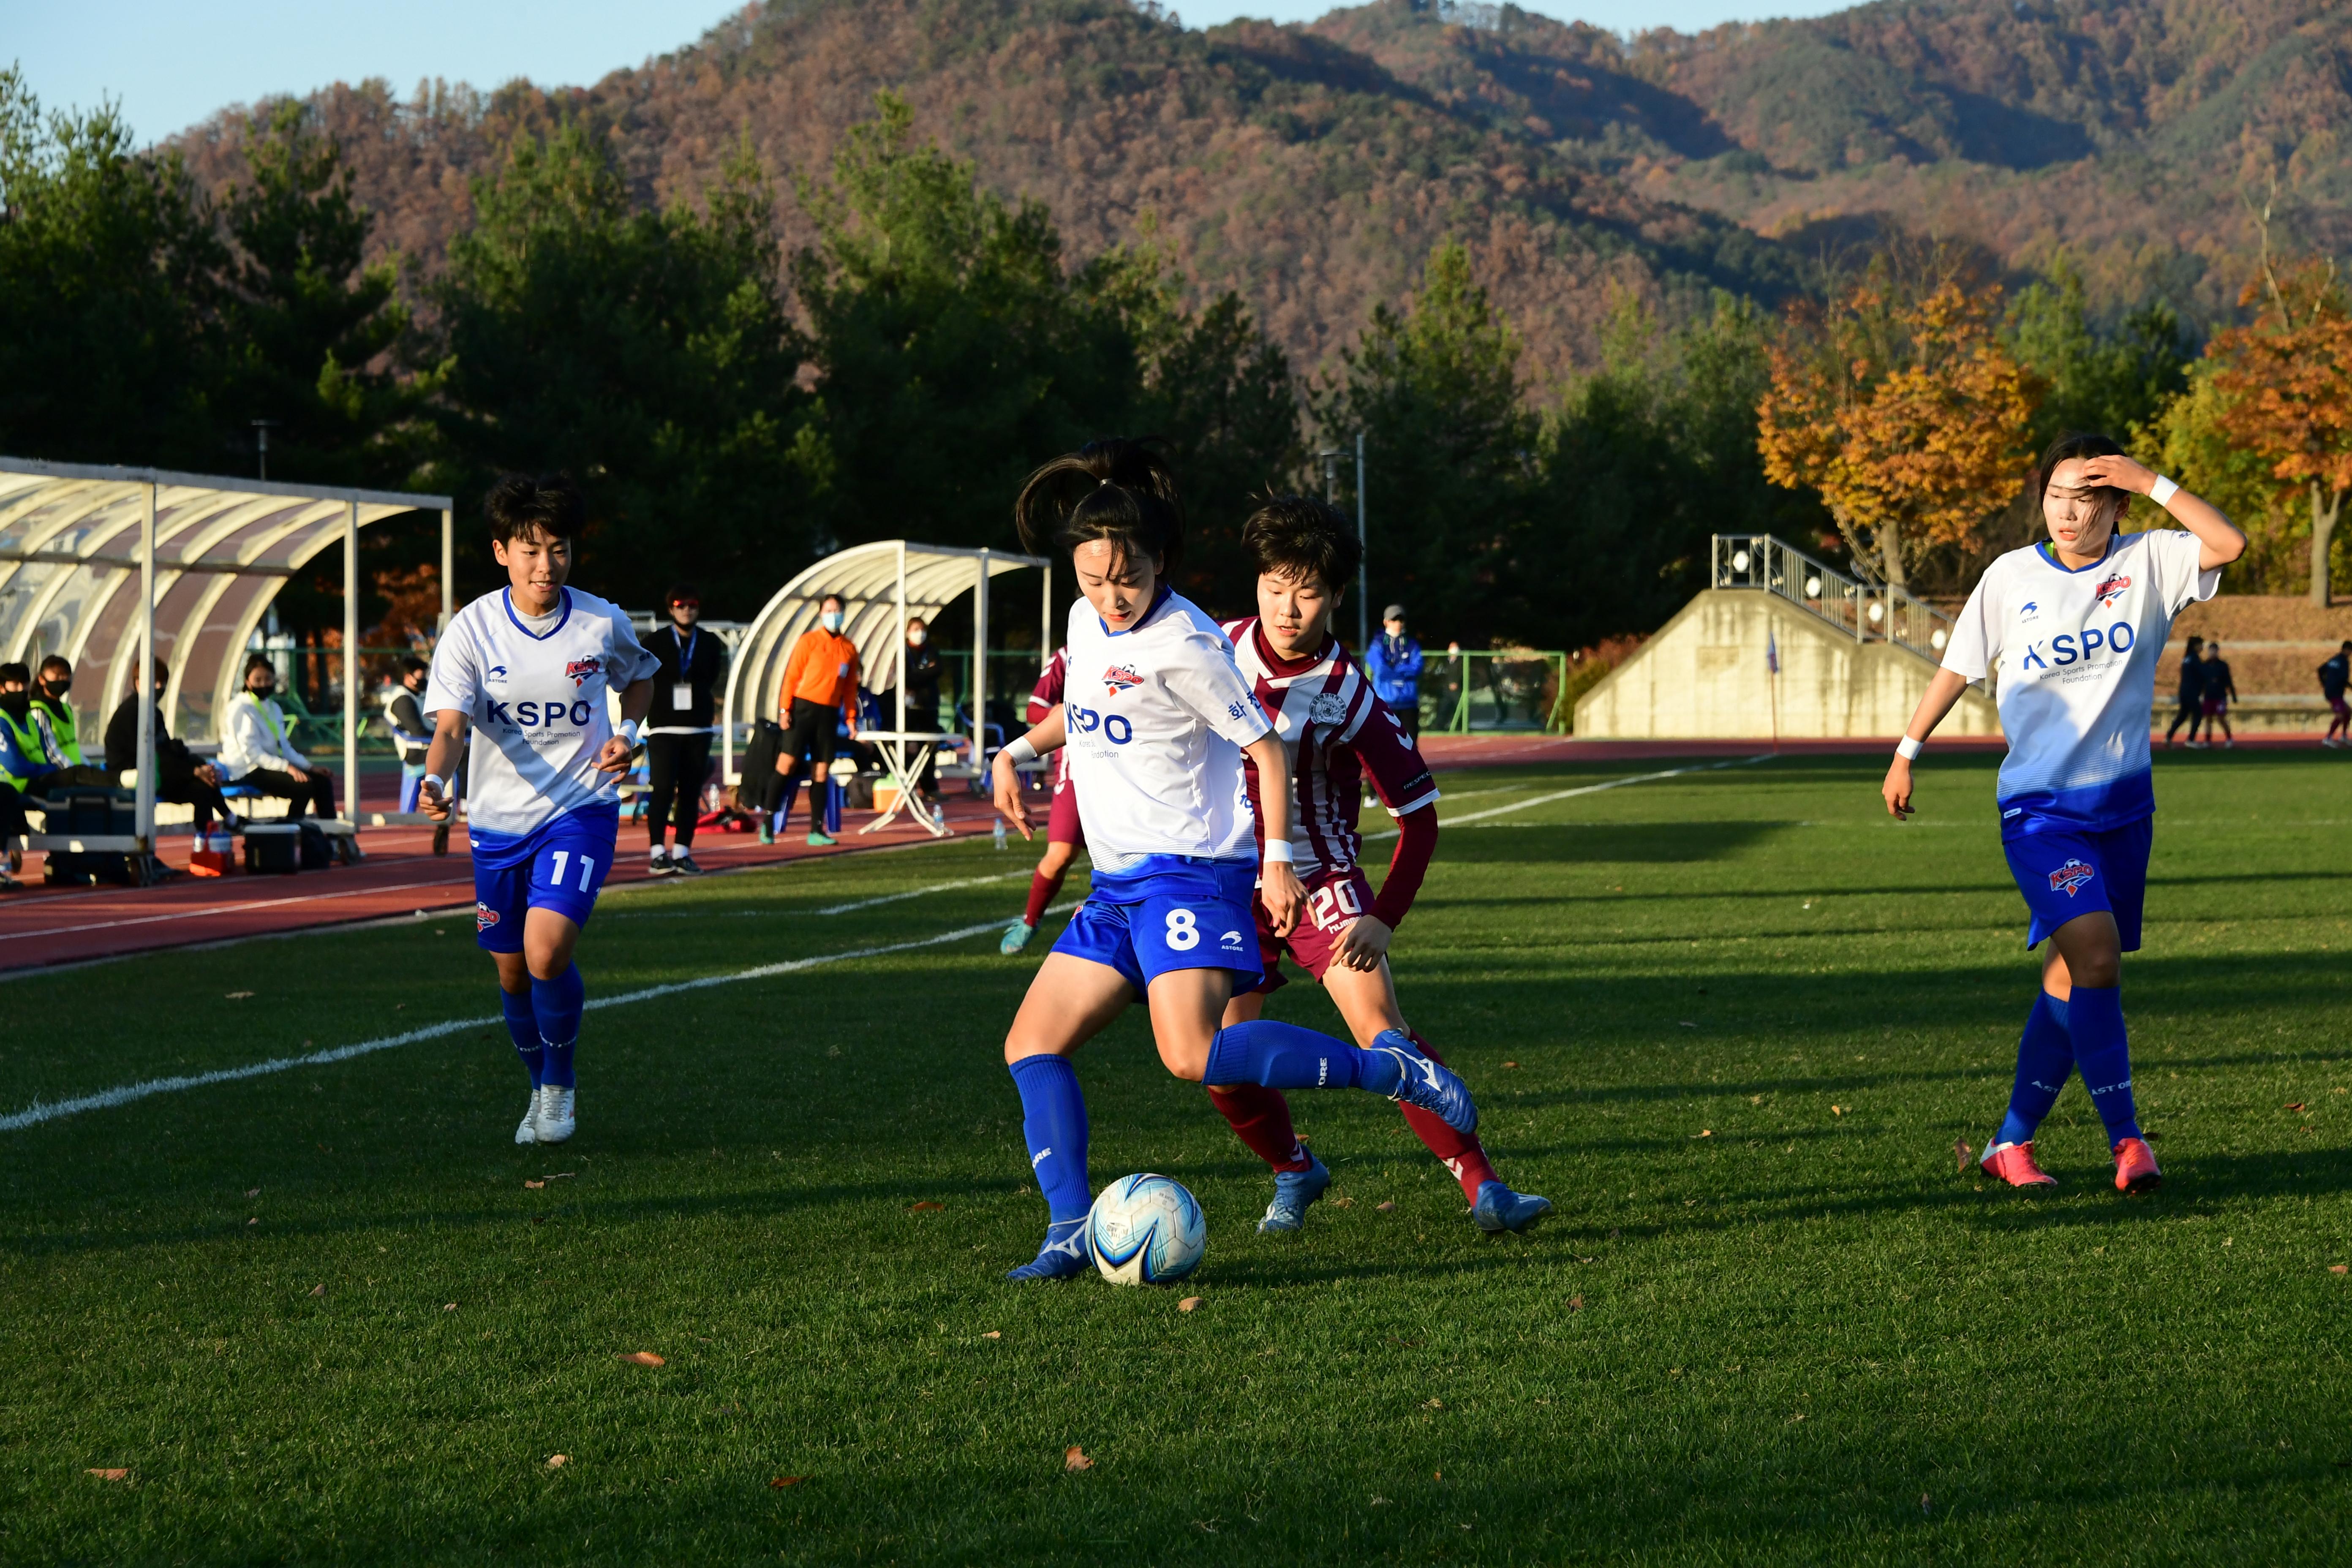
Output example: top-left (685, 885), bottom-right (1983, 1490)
top-left (0, 457), bottom-right (453, 852)
top-left (722, 540), bottom-right (1053, 784)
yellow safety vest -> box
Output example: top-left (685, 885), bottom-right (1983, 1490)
top-left (30, 695), bottom-right (81, 766)
top-left (0, 706), bottom-right (45, 793)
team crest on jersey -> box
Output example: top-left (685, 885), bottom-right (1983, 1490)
top-left (1308, 693), bottom-right (1349, 726)
top-left (2093, 573), bottom-right (2132, 607)
top-left (475, 902), bottom-right (501, 931)
top-left (563, 656), bottom-right (602, 688)
top-left (1101, 663), bottom-right (1143, 696)
top-left (2047, 859), bottom-right (2096, 897)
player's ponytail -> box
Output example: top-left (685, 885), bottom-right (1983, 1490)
top-left (2034, 433), bottom-right (2132, 529)
top-left (1014, 437), bottom-right (1185, 578)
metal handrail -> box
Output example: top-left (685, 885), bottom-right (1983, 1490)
top-left (1711, 535), bottom-right (1955, 662)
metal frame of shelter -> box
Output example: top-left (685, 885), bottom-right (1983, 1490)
top-left (0, 457), bottom-right (453, 853)
top-left (723, 541), bottom-right (1053, 787)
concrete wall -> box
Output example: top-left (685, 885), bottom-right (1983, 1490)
top-left (1575, 589), bottom-right (2001, 740)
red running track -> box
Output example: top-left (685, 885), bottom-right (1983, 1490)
top-left (6, 731), bottom-right (2328, 973)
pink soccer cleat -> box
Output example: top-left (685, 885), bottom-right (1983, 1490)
top-left (2112, 1136), bottom-right (2163, 1193)
top-left (1981, 1140), bottom-right (2058, 1189)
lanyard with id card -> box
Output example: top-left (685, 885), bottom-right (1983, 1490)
top-left (670, 627), bottom-right (698, 710)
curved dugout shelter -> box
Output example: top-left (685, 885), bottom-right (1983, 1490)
top-left (0, 457), bottom-right (453, 848)
top-left (723, 541), bottom-right (1052, 782)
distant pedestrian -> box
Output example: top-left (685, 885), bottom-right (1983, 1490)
top-left (2196, 640), bottom-right (2237, 749)
top-left (643, 583), bottom-right (726, 876)
top-left (2320, 641), bottom-right (2351, 748)
top-left (1366, 604), bottom-right (1424, 738)
top-left (2165, 635), bottom-right (2204, 747)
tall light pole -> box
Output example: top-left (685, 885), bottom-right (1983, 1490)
top-left (1354, 430), bottom-right (1368, 651)
top-left (251, 419), bottom-right (279, 482)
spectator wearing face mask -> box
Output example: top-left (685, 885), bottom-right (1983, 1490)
top-left (882, 615), bottom-right (944, 803)
top-left (644, 583), bottom-right (726, 876)
top-left (106, 658), bottom-right (235, 835)
top-left (773, 593), bottom-right (860, 847)
top-left (28, 656), bottom-right (90, 766)
top-left (218, 653), bottom-right (338, 818)
top-left (0, 659), bottom-right (109, 800)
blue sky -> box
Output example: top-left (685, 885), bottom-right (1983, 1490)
top-left (6, 0), bottom-right (1851, 144)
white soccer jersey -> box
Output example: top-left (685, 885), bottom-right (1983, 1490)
top-left (1223, 618), bottom-right (1440, 876)
top-left (1941, 528), bottom-right (2219, 836)
top-left (424, 586), bottom-right (660, 840)
top-left (1062, 587), bottom-right (1271, 866)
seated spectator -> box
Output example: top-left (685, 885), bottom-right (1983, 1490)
top-left (30, 656), bottom-right (90, 766)
top-left (218, 654), bottom-right (337, 819)
top-left (105, 658), bottom-right (234, 835)
top-left (0, 660), bottom-right (109, 885)
top-left (381, 656), bottom-right (434, 811)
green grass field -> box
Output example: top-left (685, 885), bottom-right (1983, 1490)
top-left (5, 751), bottom-right (2350, 1564)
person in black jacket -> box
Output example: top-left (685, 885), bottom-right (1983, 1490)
top-left (103, 658), bottom-right (235, 833)
top-left (881, 615), bottom-right (945, 803)
top-left (642, 583), bottom-right (727, 876)
top-left (2165, 635), bottom-right (2205, 748)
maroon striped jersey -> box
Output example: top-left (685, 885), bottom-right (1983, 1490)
top-left (1222, 617), bottom-right (1439, 877)
top-left (1026, 645), bottom-right (1071, 786)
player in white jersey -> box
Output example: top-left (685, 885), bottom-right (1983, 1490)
top-left (1885, 434), bottom-right (2243, 1194)
top-left (1213, 496), bottom-right (1549, 1234)
top-left (988, 440), bottom-right (1478, 1282)
top-left (419, 474), bottom-right (659, 1147)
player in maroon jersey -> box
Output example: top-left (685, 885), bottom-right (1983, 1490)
top-left (1213, 495), bottom-right (1549, 1234)
top-left (1000, 645), bottom-right (1086, 953)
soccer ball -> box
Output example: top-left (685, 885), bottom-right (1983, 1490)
top-left (1086, 1173), bottom-right (1206, 1286)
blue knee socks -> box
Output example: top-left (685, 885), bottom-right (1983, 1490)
top-left (532, 964), bottom-right (585, 1089)
top-left (1994, 992), bottom-right (2072, 1147)
top-left (501, 986), bottom-right (543, 1087)
top-left (1010, 1055), bottom-right (1091, 1223)
top-left (2067, 985), bottom-right (2141, 1143)
top-left (1200, 1019), bottom-right (1406, 1097)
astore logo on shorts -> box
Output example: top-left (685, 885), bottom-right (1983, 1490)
top-left (2048, 859), bottom-right (2095, 897)
top-left (476, 902), bottom-right (501, 931)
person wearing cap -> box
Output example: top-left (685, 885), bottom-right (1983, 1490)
top-left (1365, 604), bottom-right (1425, 739)
top-left (643, 583), bottom-right (727, 875)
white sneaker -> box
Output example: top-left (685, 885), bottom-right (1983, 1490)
top-left (535, 1085), bottom-right (576, 1143)
top-left (514, 1087), bottom-right (542, 1145)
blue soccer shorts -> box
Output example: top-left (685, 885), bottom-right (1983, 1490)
top-left (1051, 855), bottom-right (1264, 996)
top-left (2002, 816), bottom-right (2153, 951)
top-left (470, 803), bottom-right (621, 953)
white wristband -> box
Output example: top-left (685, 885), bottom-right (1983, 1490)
top-left (1895, 736), bottom-right (1923, 761)
top-left (1262, 838), bottom-right (1295, 865)
top-left (1004, 737), bottom-right (1038, 765)
top-left (619, 719), bottom-right (642, 747)
top-left (2149, 475), bottom-right (2180, 507)
top-left (423, 773), bottom-right (446, 794)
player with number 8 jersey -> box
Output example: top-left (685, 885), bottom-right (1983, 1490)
top-left (1215, 495), bottom-right (1548, 1235)
top-left (420, 473), bottom-right (659, 1149)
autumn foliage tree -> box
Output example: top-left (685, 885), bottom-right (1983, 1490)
top-left (2211, 258), bottom-right (2352, 607)
top-left (1758, 266), bottom-right (2039, 590)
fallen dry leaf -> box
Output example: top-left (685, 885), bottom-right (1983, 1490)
top-left (86, 1467), bottom-right (129, 1481)
top-left (1375, 1201), bottom-right (1396, 1213)
top-left (1694, 1129), bottom-right (1713, 1139)
top-left (225, 991), bottom-right (254, 1000)
top-left (245, 1187), bottom-right (261, 1198)
top-left (908, 1201), bottom-right (944, 1212)
top-left (1328, 1195), bottom-right (1355, 1209)
top-left (2330, 1264), bottom-right (2348, 1275)
top-left (1954, 1138), bottom-right (1973, 1173)
top-left (246, 1217), bottom-right (259, 1227)
top-left (769, 1475), bottom-right (803, 1488)
top-left (443, 1303), bottom-right (458, 1312)
top-left (1422, 1397), bottom-right (1444, 1409)
top-left (619, 1351), bottom-right (665, 1367)
top-left (1502, 1061), bottom-right (1519, 1069)
top-left (2286, 1102), bottom-right (2307, 1112)
top-left (308, 1284), bottom-right (325, 1298)
top-left (982, 1330), bottom-right (1002, 1339)
top-left (1566, 1294), bottom-right (1584, 1311)
top-left (544, 1454), bottom-right (568, 1469)
top-left (1064, 1445), bottom-right (1094, 1472)
top-left (1178, 1297), bottom-right (1204, 1313)
top-left (1831, 1105), bottom-right (1845, 1116)
top-left (523, 1180), bottom-right (545, 1190)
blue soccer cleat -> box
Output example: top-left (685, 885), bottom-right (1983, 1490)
top-left (1004, 1217), bottom-right (1092, 1282)
top-left (1471, 1180), bottom-right (1551, 1234)
top-left (1371, 1029), bottom-right (1478, 1134)
top-left (1257, 1152), bottom-right (1332, 1233)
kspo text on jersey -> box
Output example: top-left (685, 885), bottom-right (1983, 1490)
top-left (2012, 618), bottom-right (2141, 673)
top-left (484, 695), bottom-right (604, 729)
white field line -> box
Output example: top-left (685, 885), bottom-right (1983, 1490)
top-left (0, 902), bottom-right (1078, 1134)
top-left (608, 870), bottom-right (1034, 920)
top-left (1366, 755), bottom-right (1772, 841)
top-left (0, 874), bottom-right (476, 947)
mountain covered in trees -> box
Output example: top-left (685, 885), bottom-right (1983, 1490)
top-left (166, 0), bottom-right (2347, 384)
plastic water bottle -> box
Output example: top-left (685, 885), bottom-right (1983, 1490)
top-left (993, 817), bottom-right (1007, 851)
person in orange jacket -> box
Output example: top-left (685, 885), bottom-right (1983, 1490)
top-left (773, 593), bottom-right (861, 845)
